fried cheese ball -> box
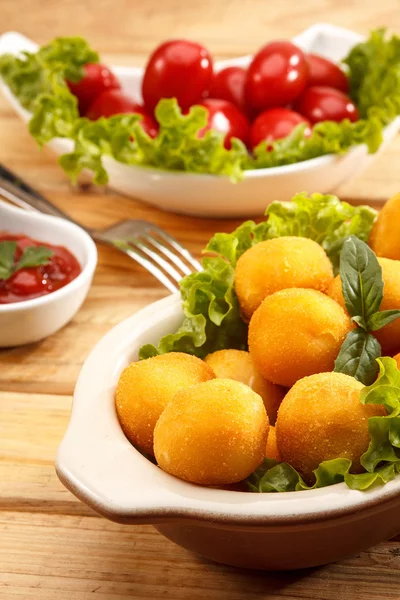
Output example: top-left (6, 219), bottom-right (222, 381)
top-left (265, 426), bottom-right (282, 462)
top-left (369, 193), bottom-right (400, 260)
top-left (154, 379), bottom-right (269, 485)
top-left (204, 349), bottom-right (284, 424)
top-left (276, 372), bottom-right (385, 482)
top-left (328, 257), bottom-right (400, 355)
top-left (115, 352), bottom-right (215, 455)
top-left (235, 236), bottom-right (334, 319)
top-left (248, 288), bottom-right (352, 387)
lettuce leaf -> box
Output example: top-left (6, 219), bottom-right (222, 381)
top-left (246, 458), bottom-right (353, 493)
top-left (29, 73), bottom-right (80, 144)
top-left (247, 357), bottom-right (400, 493)
top-left (2, 30), bottom-right (400, 182)
top-left (345, 28), bottom-right (400, 121)
top-left (0, 37), bottom-right (98, 111)
top-left (59, 113), bottom-right (142, 184)
top-left (265, 192), bottom-right (376, 272)
top-left (139, 193), bottom-right (376, 359)
top-left (58, 99), bottom-right (248, 184)
top-left (249, 116), bottom-right (383, 170)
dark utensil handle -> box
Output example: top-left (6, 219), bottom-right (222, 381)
top-left (0, 165), bottom-right (83, 227)
top-left (0, 163), bottom-right (51, 204)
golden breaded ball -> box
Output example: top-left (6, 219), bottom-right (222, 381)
top-left (248, 288), bottom-right (352, 387)
top-left (205, 349), bottom-right (284, 424)
top-left (115, 352), bottom-right (215, 455)
top-left (265, 426), bottom-right (282, 462)
top-left (276, 372), bottom-right (385, 482)
top-left (235, 236), bottom-right (334, 319)
top-left (328, 257), bottom-right (400, 355)
top-left (154, 379), bottom-right (269, 485)
top-left (369, 193), bottom-right (400, 260)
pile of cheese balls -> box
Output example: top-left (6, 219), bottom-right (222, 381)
top-left (115, 194), bottom-right (400, 489)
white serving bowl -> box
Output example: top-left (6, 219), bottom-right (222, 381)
top-left (1, 24), bottom-right (399, 218)
top-left (0, 201), bottom-right (97, 347)
top-left (56, 294), bottom-right (400, 570)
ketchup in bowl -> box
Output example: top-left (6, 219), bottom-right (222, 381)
top-left (0, 233), bottom-right (81, 304)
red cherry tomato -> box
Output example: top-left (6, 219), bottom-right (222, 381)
top-left (306, 53), bottom-right (348, 92)
top-left (197, 98), bottom-right (250, 149)
top-left (67, 63), bottom-right (120, 115)
top-left (250, 107), bottom-right (311, 149)
top-left (86, 90), bottom-right (158, 138)
top-left (142, 40), bottom-right (213, 113)
top-left (245, 41), bottom-right (308, 114)
top-left (295, 86), bottom-right (359, 124)
top-left (209, 66), bottom-right (247, 114)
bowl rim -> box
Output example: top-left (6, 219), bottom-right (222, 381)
top-left (56, 293), bottom-right (400, 526)
top-left (0, 202), bottom-right (97, 312)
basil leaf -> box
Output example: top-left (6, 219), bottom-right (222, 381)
top-left (340, 235), bottom-right (383, 327)
top-left (16, 246), bottom-right (53, 270)
top-left (334, 328), bottom-right (381, 385)
top-left (0, 241), bottom-right (17, 280)
top-left (367, 309), bottom-right (400, 331)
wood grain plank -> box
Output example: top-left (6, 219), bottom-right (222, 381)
top-left (1, 511), bottom-right (400, 600)
top-left (0, 463), bottom-right (94, 516)
top-left (2, 0), bottom-right (400, 54)
top-left (0, 286), bottom-right (165, 395)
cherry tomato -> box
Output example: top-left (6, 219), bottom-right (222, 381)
top-left (245, 41), bottom-right (308, 114)
top-left (306, 53), bottom-right (348, 92)
top-left (209, 66), bottom-right (247, 114)
top-left (250, 107), bottom-right (311, 149)
top-left (142, 40), bottom-right (213, 113)
top-left (295, 86), bottom-right (359, 124)
top-left (86, 90), bottom-right (159, 138)
top-left (67, 63), bottom-right (120, 115)
top-left (197, 99), bottom-right (250, 149)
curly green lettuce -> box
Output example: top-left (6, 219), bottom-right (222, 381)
top-left (0, 37), bottom-right (98, 112)
top-left (345, 28), bottom-right (400, 121)
top-left (247, 357), bottom-right (400, 493)
top-left (1, 29), bottom-right (400, 181)
top-left (139, 193), bottom-right (376, 359)
top-left (57, 99), bottom-right (248, 184)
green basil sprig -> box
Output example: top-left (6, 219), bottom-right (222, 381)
top-left (0, 241), bottom-right (53, 281)
top-left (334, 236), bottom-right (400, 384)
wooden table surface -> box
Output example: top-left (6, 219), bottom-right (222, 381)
top-left (2, 1), bottom-right (400, 598)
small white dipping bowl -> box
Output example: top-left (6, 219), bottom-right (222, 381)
top-left (1, 24), bottom-right (400, 218)
top-left (0, 202), bottom-right (97, 347)
top-left (56, 294), bottom-right (400, 570)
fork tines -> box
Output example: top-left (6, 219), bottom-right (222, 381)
top-left (108, 221), bottom-right (202, 293)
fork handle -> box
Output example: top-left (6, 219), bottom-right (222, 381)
top-left (0, 167), bottom-right (83, 228)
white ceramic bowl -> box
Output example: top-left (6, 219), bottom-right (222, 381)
top-left (56, 294), bottom-right (400, 570)
top-left (0, 201), bottom-right (97, 347)
top-left (1, 24), bottom-right (399, 218)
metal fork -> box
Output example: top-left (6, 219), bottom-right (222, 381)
top-left (0, 164), bottom-right (202, 293)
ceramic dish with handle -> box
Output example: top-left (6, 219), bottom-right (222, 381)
top-left (56, 293), bottom-right (400, 570)
top-left (0, 201), bottom-right (97, 347)
top-left (1, 24), bottom-right (399, 218)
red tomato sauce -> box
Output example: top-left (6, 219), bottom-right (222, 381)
top-left (0, 233), bottom-right (81, 304)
